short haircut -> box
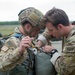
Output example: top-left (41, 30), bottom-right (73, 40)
top-left (42, 7), bottom-right (70, 28)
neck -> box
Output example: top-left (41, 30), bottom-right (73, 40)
top-left (65, 24), bottom-right (74, 37)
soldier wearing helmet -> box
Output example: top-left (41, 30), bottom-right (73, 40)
top-left (18, 7), bottom-right (44, 37)
top-left (0, 7), bottom-right (44, 75)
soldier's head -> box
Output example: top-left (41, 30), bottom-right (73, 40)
top-left (42, 7), bottom-right (70, 38)
top-left (18, 7), bottom-right (44, 37)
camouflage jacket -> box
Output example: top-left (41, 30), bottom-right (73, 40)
top-left (53, 26), bottom-right (75, 75)
top-left (0, 27), bottom-right (28, 72)
top-left (37, 27), bottom-right (52, 46)
top-left (38, 26), bottom-right (75, 75)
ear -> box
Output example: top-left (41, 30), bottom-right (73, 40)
top-left (58, 24), bottom-right (63, 30)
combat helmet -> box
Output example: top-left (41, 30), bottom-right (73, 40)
top-left (18, 7), bottom-right (44, 29)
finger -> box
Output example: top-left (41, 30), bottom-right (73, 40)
top-left (30, 37), bottom-right (34, 41)
top-left (22, 37), bottom-right (32, 42)
top-left (21, 43), bottom-right (30, 48)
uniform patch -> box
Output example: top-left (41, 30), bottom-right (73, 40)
top-left (1, 46), bottom-right (9, 52)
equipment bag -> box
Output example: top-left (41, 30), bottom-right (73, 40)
top-left (35, 52), bottom-right (57, 75)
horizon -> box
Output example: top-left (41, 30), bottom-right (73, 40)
top-left (0, 0), bottom-right (75, 21)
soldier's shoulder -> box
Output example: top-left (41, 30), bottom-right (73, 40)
top-left (1, 37), bottom-right (20, 52)
top-left (5, 36), bottom-right (19, 42)
top-left (6, 37), bottom-right (20, 45)
top-left (68, 34), bottom-right (75, 42)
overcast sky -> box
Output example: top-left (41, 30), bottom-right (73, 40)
top-left (0, 0), bottom-right (75, 21)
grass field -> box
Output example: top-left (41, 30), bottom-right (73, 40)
top-left (0, 25), bottom-right (20, 35)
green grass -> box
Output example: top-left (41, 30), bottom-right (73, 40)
top-left (0, 25), bottom-right (20, 35)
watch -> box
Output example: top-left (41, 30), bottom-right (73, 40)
top-left (50, 49), bottom-right (58, 57)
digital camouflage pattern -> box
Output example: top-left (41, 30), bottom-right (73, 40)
top-left (38, 28), bottom-right (53, 45)
top-left (0, 27), bottom-right (28, 72)
top-left (42, 28), bottom-right (51, 41)
top-left (55, 26), bottom-right (75, 75)
top-left (18, 7), bottom-right (44, 28)
top-left (39, 26), bottom-right (75, 75)
top-left (0, 7), bottom-right (44, 75)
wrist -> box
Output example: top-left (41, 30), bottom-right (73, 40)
top-left (37, 35), bottom-right (47, 45)
top-left (19, 47), bottom-right (24, 56)
top-left (50, 49), bottom-right (58, 57)
top-left (50, 52), bottom-right (61, 65)
top-left (36, 40), bottom-right (43, 47)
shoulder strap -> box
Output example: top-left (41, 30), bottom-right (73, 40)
top-left (13, 33), bottom-right (23, 40)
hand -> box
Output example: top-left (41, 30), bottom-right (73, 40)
top-left (19, 36), bottom-right (33, 54)
top-left (35, 40), bottom-right (43, 48)
top-left (43, 45), bottom-right (55, 52)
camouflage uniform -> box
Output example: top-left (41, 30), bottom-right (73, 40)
top-left (37, 28), bottom-right (52, 46)
top-left (38, 25), bottom-right (75, 75)
top-left (0, 27), bottom-right (28, 72)
top-left (53, 26), bottom-right (75, 75)
top-left (0, 7), bottom-right (44, 75)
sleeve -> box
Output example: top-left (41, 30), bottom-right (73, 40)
top-left (0, 37), bottom-right (28, 71)
top-left (51, 35), bottom-right (75, 75)
top-left (38, 28), bottom-right (52, 45)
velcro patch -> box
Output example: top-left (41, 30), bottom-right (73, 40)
top-left (1, 46), bottom-right (9, 52)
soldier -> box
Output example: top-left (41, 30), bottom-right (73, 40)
top-left (41, 7), bottom-right (75, 75)
top-left (0, 7), bottom-right (44, 75)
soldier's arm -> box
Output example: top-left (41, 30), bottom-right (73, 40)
top-left (37, 28), bottom-right (52, 46)
top-left (50, 35), bottom-right (75, 75)
top-left (0, 37), bottom-right (27, 71)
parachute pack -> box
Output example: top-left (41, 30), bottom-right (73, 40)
top-left (35, 51), bottom-right (57, 75)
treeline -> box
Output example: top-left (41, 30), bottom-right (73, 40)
top-left (0, 21), bottom-right (74, 25)
top-left (0, 21), bottom-right (20, 25)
